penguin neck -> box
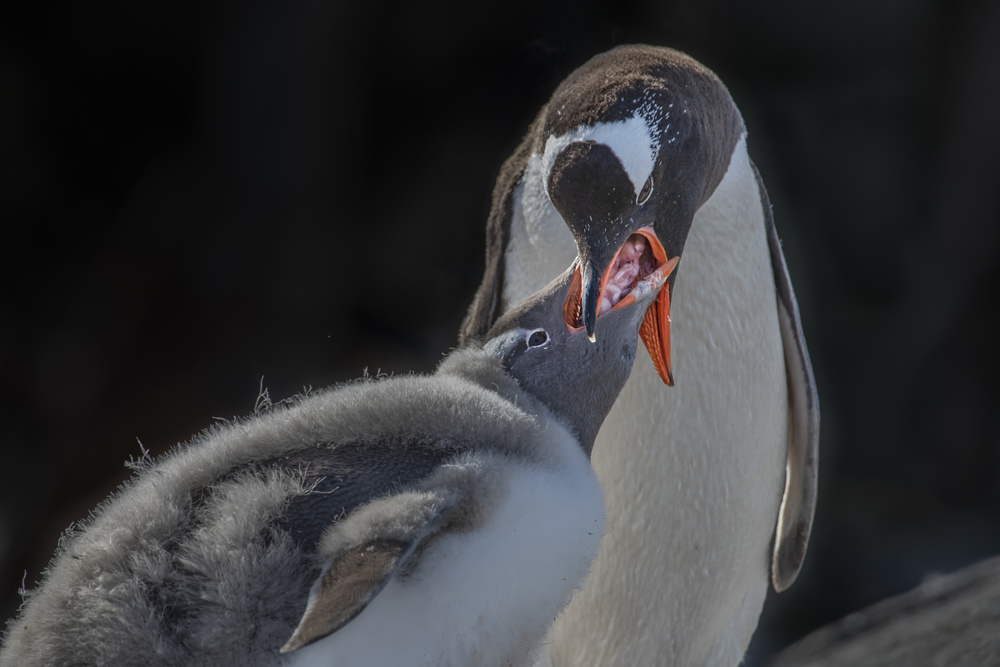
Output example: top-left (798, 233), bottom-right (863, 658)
top-left (538, 388), bottom-right (606, 459)
top-left (436, 347), bottom-right (574, 444)
top-left (437, 345), bottom-right (605, 458)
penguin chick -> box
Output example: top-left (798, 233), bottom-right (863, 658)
top-left (0, 261), bottom-right (670, 667)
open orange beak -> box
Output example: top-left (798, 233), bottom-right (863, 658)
top-left (563, 228), bottom-right (679, 386)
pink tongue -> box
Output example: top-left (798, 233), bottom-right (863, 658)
top-left (598, 236), bottom-right (648, 316)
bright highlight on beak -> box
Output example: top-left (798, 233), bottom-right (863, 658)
top-left (563, 228), bottom-right (679, 386)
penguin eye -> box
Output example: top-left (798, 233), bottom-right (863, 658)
top-left (637, 174), bottom-right (653, 204)
top-left (527, 330), bottom-right (549, 348)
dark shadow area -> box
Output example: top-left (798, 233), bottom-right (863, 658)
top-left (2, 0), bottom-right (998, 662)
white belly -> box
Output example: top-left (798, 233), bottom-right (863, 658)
top-left (507, 137), bottom-right (788, 666)
top-left (285, 425), bottom-right (605, 667)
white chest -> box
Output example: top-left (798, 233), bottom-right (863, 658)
top-left (285, 425), bottom-right (604, 667)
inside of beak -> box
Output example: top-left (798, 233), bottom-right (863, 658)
top-left (563, 228), bottom-right (678, 386)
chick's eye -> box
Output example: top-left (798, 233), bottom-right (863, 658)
top-left (527, 330), bottom-right (549, 348)
top-left (637, 174), bottom-right (653, 204)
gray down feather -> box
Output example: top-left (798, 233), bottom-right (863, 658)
top-left (0, 347), bottom-right (560, 667)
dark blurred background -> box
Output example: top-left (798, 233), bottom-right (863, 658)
top-left (2, 0), bottom-right (999, 662)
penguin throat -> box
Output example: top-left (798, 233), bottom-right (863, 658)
top-left (563, 228), bottom-right (667, 331)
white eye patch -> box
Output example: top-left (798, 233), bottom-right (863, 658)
top-left (540, 116), bottom-right (657, 197)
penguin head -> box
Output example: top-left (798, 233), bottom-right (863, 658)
top-left (484, 256), bottom-right (672, 455)
top-left (535, 45), bottom-right (745, 386)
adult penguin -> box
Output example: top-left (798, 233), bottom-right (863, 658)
top-left (0, 263), bottom-right (673, 667)
top-left (461, 45), bottom-right (819, 666)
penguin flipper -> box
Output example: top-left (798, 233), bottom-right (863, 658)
top-left (279, 536), bottom-right (417, 654)
top-left (281, 465), bottom-right (480, 653)
top-left (752, 160), bottom-right (820, 592)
